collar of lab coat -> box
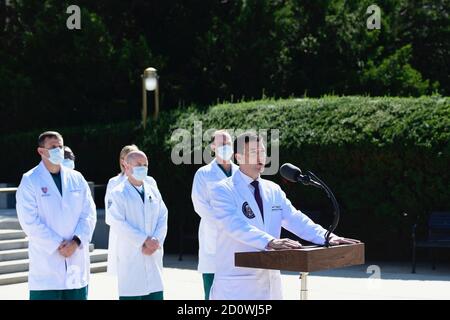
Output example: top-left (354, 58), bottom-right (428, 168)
top-left (124, 177), bottom-right (157, 204)
top-left (236, 169), bottom-right (261, 186)
top-left (37, 161), bottom-right (67, 200)
top-left (211, 158), bottom-right (239, 180)
top-left (232, 169), bottom-right (268, 228)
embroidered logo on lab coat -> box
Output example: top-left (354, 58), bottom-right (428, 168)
top-left (41, 187), bottom-right (50, 196)
top-left (242, 201), bottom-right (255, 219)
top-left (107, 199), bottom-right (113, 209)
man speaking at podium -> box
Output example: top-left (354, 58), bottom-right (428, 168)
top-left (209, 132), bottom-right (359, 300)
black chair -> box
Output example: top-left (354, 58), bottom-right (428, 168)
top-left (412, 211), bottom-right (450, 273)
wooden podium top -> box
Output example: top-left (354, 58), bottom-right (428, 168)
top-left (235, 243), bottom-right (364, 273)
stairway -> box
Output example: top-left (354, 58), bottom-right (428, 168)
top-left (0, 229), bottom-right (108, 285)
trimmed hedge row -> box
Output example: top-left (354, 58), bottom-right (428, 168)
top-left (141, 96), bottom-right (450, 259)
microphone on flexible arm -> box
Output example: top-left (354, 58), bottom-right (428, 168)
top-left (279, 163), bottom-right (340, 247)
top-left (279, 163), bottom-right (321, 188)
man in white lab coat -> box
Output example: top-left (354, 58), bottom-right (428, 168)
top-left (191, 130), bottom-right (239, 299)
top-left (209, 132), bottom-right (359, 300)
top-left (107, 151), bottom-right (168, 300)
top-left (16, 131), bottom-right (97, 300)
top-left (105, 144), bottom-right (140, 276)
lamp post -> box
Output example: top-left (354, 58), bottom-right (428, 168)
top-left (141, 67), bottom-right (159, 129)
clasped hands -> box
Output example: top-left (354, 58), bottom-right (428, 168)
top-left (142, 237), bottom-right (160, 255)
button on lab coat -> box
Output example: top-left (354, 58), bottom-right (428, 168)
top-left (209, 171), bottom-right (327, 300)
top-left (191, 159), bottom-right (239, 273)
top-left (107, 178), bottom-right (168, 297)
top-left (15, 162), bottom-right (97, 291)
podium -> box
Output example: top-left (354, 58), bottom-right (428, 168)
top-left (235, 243), bottom-right (365, 299)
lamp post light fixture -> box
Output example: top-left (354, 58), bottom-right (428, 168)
top-left (141, 67), bottom-right (160, 129)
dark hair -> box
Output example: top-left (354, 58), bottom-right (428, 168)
top-left (38, 131), bottom-right (63, 147)
top-left (233, 131), bottom-right (261, 155)
top-left (64, 146), bottom-right (75, 160)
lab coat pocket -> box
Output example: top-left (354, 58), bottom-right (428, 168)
top-left (66, 248), bottom-right (88, 289)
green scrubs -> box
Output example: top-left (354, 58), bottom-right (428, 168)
top-left (30, 286), bottom-right (88, 300)
top-left (202, 273), bottom-right (214, 300)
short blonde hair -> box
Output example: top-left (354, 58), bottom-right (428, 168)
top-left (119, 144), bottom-right (139, 173)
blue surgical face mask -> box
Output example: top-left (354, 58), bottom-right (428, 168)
top-left (216, 144), bottom-right (233, 161)
top-left (62, 159), bottom-right (75, 170)
top-left (47, 147), bottom-right (64, 165)
top-left (132, 166), bottom-right (148, 181)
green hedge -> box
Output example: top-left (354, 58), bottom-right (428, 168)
top-left (140, 96), bottom-right (450, 259)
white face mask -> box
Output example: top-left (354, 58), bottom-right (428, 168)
top-left (216, 144), bottom-right (233, 161)
top-left (47, 147), bottom-right (64, 165)
top-left (62, 159), bottom-right (75, 170)
top-left (132, 166), bottom-right (148, 181)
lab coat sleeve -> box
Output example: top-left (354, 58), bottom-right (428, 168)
top-left (74, 177), bottom-right (97, 248)
top-left (210, 183), bottom-right (274, 250)
top-left (152, 197), bottom-right (168, 246)
top-left (104, 179), bottom-right (113, 226)
top-left (191, 171), bottom-right (214, 221)
top-left (107, 191), bottom-right (148, 248)
top-left (279, 187), bottom-right (327, 245)
top-left (15, 175), bottom-right (63, 254)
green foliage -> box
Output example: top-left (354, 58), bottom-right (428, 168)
top-left (1, 0), bottom-right (449, 134)
top-left (362, 45), bottom-right (432, 96)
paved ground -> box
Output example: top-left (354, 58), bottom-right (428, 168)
top-left (0, 255), bottom-right (449, 300)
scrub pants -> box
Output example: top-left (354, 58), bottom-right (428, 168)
top-left (202, 273), bottom-right (214, 300)
top-left (119, 291), bottom-right (164, 300)
top-left (30, 286), bottom-right (88, 300)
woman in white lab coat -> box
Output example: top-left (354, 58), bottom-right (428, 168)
top-left (16, 131), bottom-right (96, 300)
top-left (104, 144), bottom-right (140, 275)
top-left (107, 151), bottom-right (168, 299)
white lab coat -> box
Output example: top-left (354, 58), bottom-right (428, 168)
top-left (209, 170), bottom-right (327, 300)
top-left (191, 159), bottom-right (239, 273)
top-left (104, 173), bottom-right (127, 275)
top-left (105, 174), bottom-right (159, 276)
top-left (107, 178), bottom-right (168, 297)
top-left (15, 162), bottom-right (97, 291)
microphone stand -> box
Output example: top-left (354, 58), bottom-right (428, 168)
top-left (300, 171), bottom-right (340, 247)
top-left (297, 170), bottom-right (340, 300)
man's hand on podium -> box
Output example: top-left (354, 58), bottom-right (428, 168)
top-left (266, 238), bottom-right (302, 250)
top-left (328, 234), bottom-right (361, 245)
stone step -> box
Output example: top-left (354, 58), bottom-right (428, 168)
top-left (0, 248), bottom-right (28, 262)
top-left (0, 230), bottom-right (26, 241)
top-left (0, 239), bottom-right (28, 251)
top-left (0, 271), bottom-right (28, 286)
top-left (90, 261), bottom-right (108, 274)
top-left (0, 261), bottom-right (109, 286)
top-left (0, 249), bottom-right (107, 275)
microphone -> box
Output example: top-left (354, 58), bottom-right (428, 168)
top-left (279, 163), bottom-right (321, 187)
top-left (279, 163), bottom-right (340, 247)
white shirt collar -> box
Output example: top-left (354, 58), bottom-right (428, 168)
top-left (237, 169), bottom-right (261, 186)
